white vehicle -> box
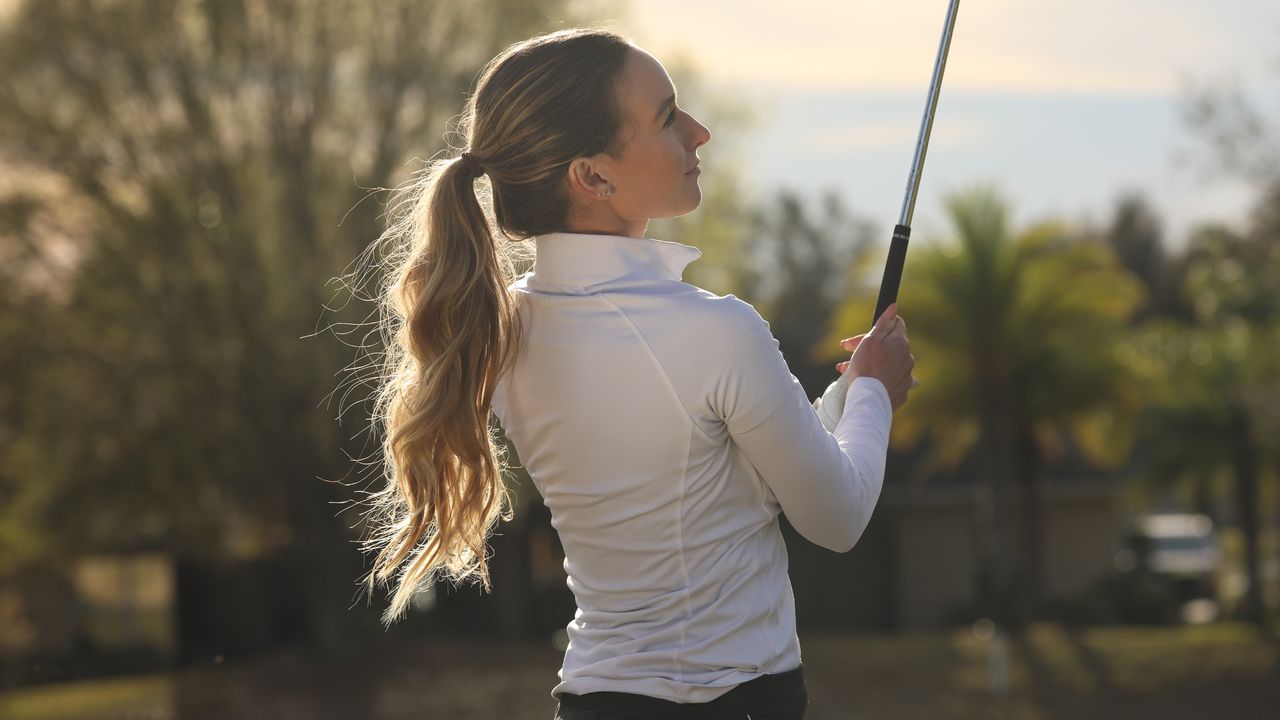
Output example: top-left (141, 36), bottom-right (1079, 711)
top-left (1130, 513), bottom-right (1222, 600)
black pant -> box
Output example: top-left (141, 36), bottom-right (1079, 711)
top-left (553, 665), bottom-right (807, 720)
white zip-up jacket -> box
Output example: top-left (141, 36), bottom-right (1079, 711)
top-left (491, 231), bottom-right (893, 703)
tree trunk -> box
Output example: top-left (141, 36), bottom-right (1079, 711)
top-left (975, 396), bottom-right (1018, 631)
top-left (1232, 417), bottom-right (1266, 629)
top-left (1014, 427), bottom-right (1045, 623)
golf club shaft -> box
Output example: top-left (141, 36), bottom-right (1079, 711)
top-left (818, 0), bottom-right (961, 422)
top-left (872, 0), bottom-right (961, 327)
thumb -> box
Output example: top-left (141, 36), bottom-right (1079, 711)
top-left (869, 302), bottom-right (898, 336)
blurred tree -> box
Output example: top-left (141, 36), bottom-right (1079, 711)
top-left (0, 276), bottom-right (59, 576)
top-left (1182, 76), bottom-right (1280, 187)
top-left (1103, 192), bottom-right (1195, 324)
top-left (1130, 212), bottom-right (1279, 629)
top-left (1175, 66), bottom-right (1280, 629)
top-left (0, 0), bottom-right (598, 651)
top-left (0, 180), bottom-right (66, 574)
top-left (822, 186), bottom-right (1147, 629)
top-left (750, 191), bottom-right (877, 397)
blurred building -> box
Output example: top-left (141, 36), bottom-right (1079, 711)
top-left (0, 552), bottom-right (176, 688)
top-left (783, 477), bottom-right (1123, 630)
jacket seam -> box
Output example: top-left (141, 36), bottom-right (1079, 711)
top-left (597, 292), bottom-right (699, 694)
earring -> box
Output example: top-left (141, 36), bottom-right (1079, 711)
top-left (597, 186), bottom-right (613, 198)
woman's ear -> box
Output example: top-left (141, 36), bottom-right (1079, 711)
top-left (567, 157), bottom-right (613, 200)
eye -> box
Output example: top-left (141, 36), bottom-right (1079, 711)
top-left (663, 106), bottom-right (677, 127)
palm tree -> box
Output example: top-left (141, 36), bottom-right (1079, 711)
top-left (823, 186), bottom-right (1146, 628)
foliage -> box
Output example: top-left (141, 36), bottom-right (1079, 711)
top-left (823, 185), bottom-right (1147, 473)
top-left (1126, 202), bottom-right (1280, 624)
top-left (749, 191), bottom-right (878, 396)
top-left (1182, 74), bottom-right (1280, 186)
top-left (1101, 192), bottom-right (1195, 324)
top-left (0, 0), bottom-right (594, 571)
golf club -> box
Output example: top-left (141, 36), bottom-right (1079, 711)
top-left (872, 0), bottom-right (961, 327)
top-left (815, 0), bottom-right (960, 431)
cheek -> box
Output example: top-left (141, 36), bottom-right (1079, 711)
top-left (647, 140), bottom-right (683, 177)
top-left (659, 141), bottom-right (686, 186)
top-left (669, 137), bottom-right (687, 170)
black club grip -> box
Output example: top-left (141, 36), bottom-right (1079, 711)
top-left (872, 224), bottom-right (911, 327)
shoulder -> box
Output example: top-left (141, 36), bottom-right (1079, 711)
top-left (665, 286), bottom-right (777, 351)
top-left (696, 288), bottom-right (771, 331)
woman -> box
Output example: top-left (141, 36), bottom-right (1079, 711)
top-left (360, 27), bottom-right (916, 719)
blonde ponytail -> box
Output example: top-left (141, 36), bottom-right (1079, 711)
top-left (356, 27), bottom-right (633, 627)
top-left (360, 152), bottom-right (524, 626)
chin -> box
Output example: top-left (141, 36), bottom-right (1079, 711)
top-left (681, 186), bottom-right (703, 214)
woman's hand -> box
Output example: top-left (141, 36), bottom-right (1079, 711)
top-left (833, 303), bottom-right (917, 411)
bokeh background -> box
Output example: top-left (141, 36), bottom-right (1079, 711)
top-left (1, 1), bottom-right (1278, 718)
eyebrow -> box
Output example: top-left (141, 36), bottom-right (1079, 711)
top-left (654, 93), bottom-right (676, 122)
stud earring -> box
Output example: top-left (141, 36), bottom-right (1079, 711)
top-left (597, 186), bottom-right (613, 198)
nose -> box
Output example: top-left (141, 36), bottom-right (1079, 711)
top-left (688, 114), bottom-right (711, 149)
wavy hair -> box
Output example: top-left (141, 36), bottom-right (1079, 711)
top-left (358, 27), bottom-right (633, 626)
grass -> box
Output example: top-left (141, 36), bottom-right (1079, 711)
top-left (0, 674), bottom-right (173, 720)
top-left (803, 622), bottom-right (1279, 720)
top-left (1, 622), bottom-right (1277, 719)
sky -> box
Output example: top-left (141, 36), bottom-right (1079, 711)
top-left (618, 0), bottom-right (1280, 249)
top-left (2, 0), bottom-right (1274, 250)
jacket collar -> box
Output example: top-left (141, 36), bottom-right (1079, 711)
top-left (526, 231), bottom-right (701, 292)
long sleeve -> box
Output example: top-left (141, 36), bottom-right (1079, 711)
top-left (813, 372), bottom-right (853, 432)
top-left (710, 302), bottom-right (893, 553)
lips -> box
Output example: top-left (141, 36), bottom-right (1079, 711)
top-left (685, 163), bottom-right (701, 175)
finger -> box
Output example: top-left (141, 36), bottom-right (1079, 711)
top-left (839, 334), bottom-right (866, 350)
top-left (889, 331), bottom-right (911, 355)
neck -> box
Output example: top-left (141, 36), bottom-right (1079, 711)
top-left (563, 207), bottom-right (647, 239)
